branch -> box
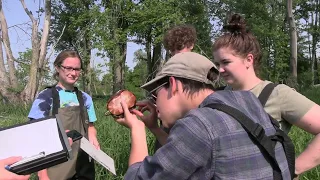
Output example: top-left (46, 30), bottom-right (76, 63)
top-left (13, 59), bottom-right (30, 65)
top-left (8, 22), bottom-right (30, 29)
top-left (8, 24), bottom-right (31, 38)
top-left (46, 24), bottom-right (66, 62)
top-left (38, 0), bottom-right (51, 68)
top-left (20, 0), bottom-right (36, 23)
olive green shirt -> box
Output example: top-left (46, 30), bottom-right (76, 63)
top-left (249, 81), bottom-right (315, 133)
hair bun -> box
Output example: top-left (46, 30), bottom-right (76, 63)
top-left (223, 13), bottom-right (247, 34)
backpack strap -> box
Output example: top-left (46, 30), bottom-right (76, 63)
top-left (258, 83), bottom-right (277, 107)
top-left (204, 103), bottom-right (283, 180)
top-left (271, 127), bottom-right (296, 179)
top-left (215, 85), bottom-right (227, 91)
top-left (74, 87), bottom-right (87, 134)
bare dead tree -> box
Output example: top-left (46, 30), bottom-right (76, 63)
top-left (0, 0), bottom-right (18, 88)
top-left (20, 0), bottom-right (51, 102)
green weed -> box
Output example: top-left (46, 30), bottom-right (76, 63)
top-left (0, 87), bottom-right (319, 179)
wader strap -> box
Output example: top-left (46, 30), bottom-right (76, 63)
top-left (51, 87), bottom-right (60, 115)
top-left (74, 87), bottom-right (87, 134)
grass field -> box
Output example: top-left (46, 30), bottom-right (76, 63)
top-left (0, 87), bottom-right (320, 179)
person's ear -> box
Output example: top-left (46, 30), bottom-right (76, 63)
top-left (168, 76), bottom-right (178, 96)
top-left (245, 53), bottom-right (254, 69)
top-left (55, 65), bottom-right (59, 72)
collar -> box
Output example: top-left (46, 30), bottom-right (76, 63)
top-left (55, 85), bottom-right (76, 92)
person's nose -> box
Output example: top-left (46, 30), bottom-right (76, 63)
top-left (70, 69), bottom-right (77, 76)
top-left (219, 66), bottom-right (225, 73)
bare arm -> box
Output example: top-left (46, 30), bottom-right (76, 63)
top-left (88, 123), bottom-right (100, 150)
top-left (115, 98), bottom-right (149, 166)
top-left (129, 123), bottom-right (148, 166)
top-left (292, 104), bottom-right (320, 175)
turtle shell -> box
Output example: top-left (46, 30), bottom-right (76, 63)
top-left (105, 89), bottom-right (137, 118)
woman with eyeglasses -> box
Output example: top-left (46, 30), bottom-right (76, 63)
top-left (27, 50), bottom-right (99, 180)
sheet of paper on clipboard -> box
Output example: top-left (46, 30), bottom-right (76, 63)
top-left (0, 116), bottom-right (72, 175)
top-left (80, 137), bottom-right (116, 175)
top-left (0, 118), bottom-right (63, 159)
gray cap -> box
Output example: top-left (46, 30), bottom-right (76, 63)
top-left (141, 52), bottom-right (218, 92)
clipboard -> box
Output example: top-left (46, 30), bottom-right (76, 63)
top-left (0, 115), bottom-right (72, 175)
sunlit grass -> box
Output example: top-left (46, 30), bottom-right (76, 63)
top-left (0, 87), bottom-right (319, 179)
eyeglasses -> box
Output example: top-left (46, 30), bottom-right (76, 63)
top-left (59, 65), bottom-right (82, 73)
top-left (149, 82), bottom-right (168, 103)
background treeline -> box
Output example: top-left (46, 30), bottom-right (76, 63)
top-left (0, 0), bottom-right (319, 103)
top-left (1, 1), bottom-right (320, 179)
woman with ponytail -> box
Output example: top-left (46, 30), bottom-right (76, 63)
top-left (213, 13), bottom-right (320, 177)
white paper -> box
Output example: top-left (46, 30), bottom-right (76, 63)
top-left (0, 118), bottom-right (63, 159)
top-left (80, 137), bottom-right (116, 175)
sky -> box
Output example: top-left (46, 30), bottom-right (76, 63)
top-left (4, 0), bottom-right (142, 77)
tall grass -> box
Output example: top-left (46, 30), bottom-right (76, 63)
top-left (0, 87), bottom-right (319, 179)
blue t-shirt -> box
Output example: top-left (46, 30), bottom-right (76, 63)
top-left (28, 86), bottom-right (97, 123)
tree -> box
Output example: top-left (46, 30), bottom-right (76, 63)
top-left (287, 0), bottom-right (298, 84)
top-left (0, 0), bottom-right (51, 103)
top-left (125, 49), bottom-right (148, 99)
top-left (128, 0), bottom-right (184, 83)
top-left (50, 0), bottom-right (99, 94)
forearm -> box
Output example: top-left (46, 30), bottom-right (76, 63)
top-left (129, 125), bottom-right (148, 166)
top-left (88, 123), bottom-right (96, 135)
top-left (295, 133), bottom-right (320, 174)
top-left (150, 127), bottom-right (169, 146)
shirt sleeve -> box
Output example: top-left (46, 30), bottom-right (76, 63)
top-left (278, 84), bottom-right (316, 123)
top-left (124, 115), bottom-right (212, 180)
top-left (83, 92), bottom-right (97, 123)
top-left (28, 89), bottom-right (52, 120)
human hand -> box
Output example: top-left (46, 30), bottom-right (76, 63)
top-left (37, 169), bottom-right (50, 180)
top-left (133, 100), bottom-right (158, 130)
top-left (0, 157), bottom-right (30, 180)
top-left (115, 97), bottom-right (145, 129)
top-left (65, 130), bottom-right (73, 146)
top-left (88, 126), bottom-right (100, 150)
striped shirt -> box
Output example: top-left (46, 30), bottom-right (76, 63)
top-left (125, 90), bottom-right (291, 180)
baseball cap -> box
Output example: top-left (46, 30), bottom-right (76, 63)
top-left (141, 52), bottom-right (218, 93)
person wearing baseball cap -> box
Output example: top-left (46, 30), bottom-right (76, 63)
top-left (114, 52), bottom-right (291, 179)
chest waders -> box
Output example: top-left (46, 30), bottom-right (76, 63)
top-left (46, 87), bottom-right (95, 180)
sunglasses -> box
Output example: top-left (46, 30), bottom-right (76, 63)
top-left (149, 82), bottom-right (168, 103)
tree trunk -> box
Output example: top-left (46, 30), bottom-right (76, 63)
top-left (80, 33), bottom-right (92, 94)
top-left (37, 0), bottom-right (51, 90)
top-left (110, 2), bottom-right (128, 94)
top-left (0, 36), bottom-right (19, 103)
top-left (145, 29), bottom-right (152, 82)
top-left (315, 0), bottom-right (320, 84)
top-left (121, 42), bottom-right (127, 88)
top-left (20, 0), bottom-right (51, 102)
top-left (311, 1), bottom-right (318, 86)
top-left (112, 41), bottom-right (126, 93)
top-left (287, 0), bottom-right (297, 82)
top-left (152, 43), bottom-right (162, 78)
top-left (0, 0), bottom-right (18, 88)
